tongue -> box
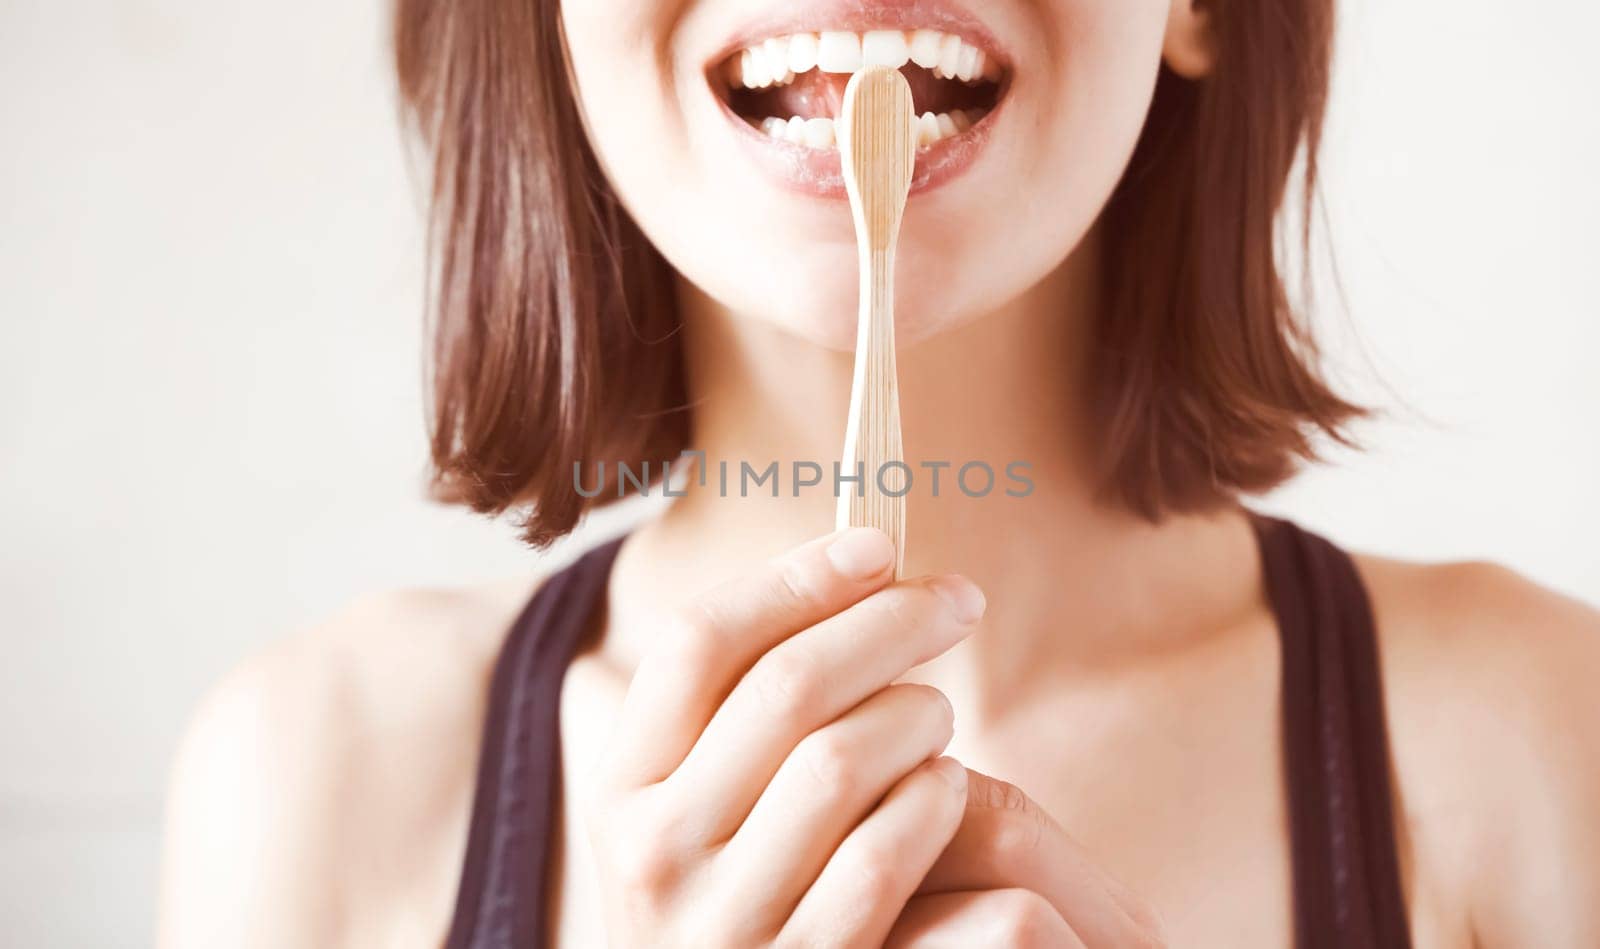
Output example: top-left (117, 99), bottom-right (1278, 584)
top-left (762, 65), bottom-right (975, 119)
top-left (769, 70), bottom-right (851, 119)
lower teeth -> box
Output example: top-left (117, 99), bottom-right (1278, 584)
top-left (753, 108), bottom-right (988, 149)
top-left (762, 115), bottom-right (837, 148)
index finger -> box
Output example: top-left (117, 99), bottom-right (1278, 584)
top-left (600, 527), bottom-right (899, 789)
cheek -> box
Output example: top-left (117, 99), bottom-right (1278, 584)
top-left (562, 3), bottom-right (685, 195)
top-left (1044, 1), bottom-right (1174, 186)
top-left (891, 4), bottom-right (1173, 337)
top-left (561, 3), bottom-right (848, 342)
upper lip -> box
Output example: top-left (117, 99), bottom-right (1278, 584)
top-left (705, 0), bottom-right (1011, 77)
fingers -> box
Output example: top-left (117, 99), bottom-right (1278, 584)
top-left (716, 684), bottom-right (956, 917)
top-left (601, 527), bottom-right (899, 788)
top-left (884, 890), bottom-right (1085, 948)
top-left (777, 756), bottom-right (970, 947)
top-left (668, 571), bottom-right (983, 839)
top-left (917, 770), bottom-right (1167, 947)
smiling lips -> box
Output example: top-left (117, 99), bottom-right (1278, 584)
top-left (716, 28), bottom-right (1006, 152)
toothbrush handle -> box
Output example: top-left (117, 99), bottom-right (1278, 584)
top-left (837, 244), bottom-right (907, 579)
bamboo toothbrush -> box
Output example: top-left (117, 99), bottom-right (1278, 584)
top-left (835, 66), bottom-right (917, 579)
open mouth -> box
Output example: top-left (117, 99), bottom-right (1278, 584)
top-left (712, 29), bottom-right (1008, 153)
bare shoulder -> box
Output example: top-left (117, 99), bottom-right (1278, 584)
top-left (1353, 553), bottom-right (1600, 947)
top-left (157, 573), bottom-right (543, 948)
top-left (1356, 554), bottom-right (1600, 733)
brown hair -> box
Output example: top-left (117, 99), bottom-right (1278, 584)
top-left (394, 0), bottom-right (1361, 546)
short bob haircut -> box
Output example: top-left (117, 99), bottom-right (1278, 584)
top-left (394, 0), bottom-right (1361, 547)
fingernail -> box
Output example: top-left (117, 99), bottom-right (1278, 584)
top-left (933, 755), bottom-right (968, 792)
top-left (930, 575), bottom-right (986, 625)
top-left (826, 528), bottom-right (895, 580)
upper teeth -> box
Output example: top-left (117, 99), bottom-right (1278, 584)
top-left (729, 29), bottom-right (1001, 89)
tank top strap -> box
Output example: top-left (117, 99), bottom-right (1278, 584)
top-left (1251, 513), bottom-right (1412, 948)
top-left (445, 534), bottom-right (628, 949)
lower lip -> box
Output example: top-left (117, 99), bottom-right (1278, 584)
top-left (714, 92), bottom-right (1002, 200)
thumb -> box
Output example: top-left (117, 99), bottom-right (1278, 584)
top-left (917, 768), bottom-right (1166, 946)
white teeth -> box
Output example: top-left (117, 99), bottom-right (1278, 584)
top-left (908, 29), bottom-right (944, 69)
top-left (739, 49), bottom-right (756, 88)
top-left (755, 109), bottom-right (977, 150)
top-left (935, 33), bottom-right (963, 80)
top-left (762, 36), bottom-right (790, 78)
top-left (816, 31), bottom-right (863, 73)
top-left (917, 110), bottom-right (986, 148)
top-left (753, 113), bottom-right (832, 145)
top-left (747, 45), bottom-right (774, 87)
top-left (754, 116), bottom-right (834, 149)
top-left (802, 116), bottom-right (836, 148)
top-left (861, 30), bottom-right (909, 68)
top-left (787, 32), bottom-right (819, 73)
top-left (733, 29), bottom-right (1001, 90)
top-left (956, 44), bottom-right (981, 82)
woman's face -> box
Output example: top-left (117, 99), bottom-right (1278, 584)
top-left (562, 0), bottom-right (1181, 350)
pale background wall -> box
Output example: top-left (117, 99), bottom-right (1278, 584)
top-left (1, 0), bottom-right (1594, 944)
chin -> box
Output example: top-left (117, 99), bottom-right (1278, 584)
top-left (710, 243), bottom-right (988, 352)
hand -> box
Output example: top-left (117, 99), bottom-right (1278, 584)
top-left (887, 770), bottom-right (1167, 947)
top-left (584, 527), bottom-right (987, 947)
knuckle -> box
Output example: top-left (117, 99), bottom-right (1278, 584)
top-left (774, 556), bottom-right (820, 610)
top-left (602, 791), bottom-right (702, 899)
top-left (846, 842), bottom-right (907, 905)
top-left (657, 604), bottom-right (720, 671)
top-left (752, 649), bottom-right (823, 722)
top-left (615, 845), bottom-right (675, 894)
top-left (993, 804), bottom-right (1049, 863)
top-left (796, 728), bottom-right (859, 798)
top-left (1127, 900), bottom-right (1171, 948)
top-left (605, 823), bottom-right (679, 895)
top-left (991, 889), bottom-right (1061, 945)
top-left (872, 583), bottom-right (932, 628)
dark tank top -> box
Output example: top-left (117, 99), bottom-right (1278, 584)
top-left (444, 514), bottom-right (1413, 948)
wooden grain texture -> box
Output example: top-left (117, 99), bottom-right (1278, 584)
top-left (835, 67), bottom-right (916, 578)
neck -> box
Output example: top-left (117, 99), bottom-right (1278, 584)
top-left (608, 232), bottom-right (1262, 716)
